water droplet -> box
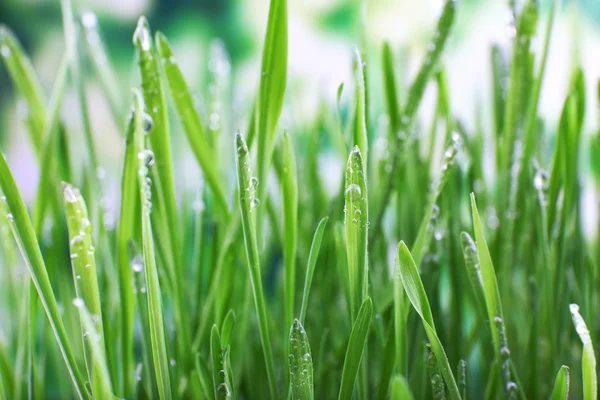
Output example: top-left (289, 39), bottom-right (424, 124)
top-left (133, 19), bottom-right (151, 51)
top-left (345, 184), bottom-right (362, 201)
top-left (140, 286), bottom-right (147, 293)
top-left (500, 346), bottom-right (510, 358)
top-left (63, 184), bottom-right (80, 203)
top-left (6, 213), bottom-right (14, 222)
top-left (81, 11), bottom-right (98, 28)
top-left (143, 113), bottom-right (153, 133)
top-left (250, 197), bottom-right (260, 210)
top-left (70, 235), bottom-right (84, 246)
top-left (73, 298), bottom-right (84, 308)
top-left (132, 257), bottom-right (144, 273)
top-left (138, 149), bottom-right (155, 167)
top-left (0, 45), bottom-right (11, 58)
top-left (76, 275), bottom-right (81, 279)
top-left (170, 359), bottom-right (176, 366)
top-left (70, 253), bottom-right (79, 260)
top-left (506, 381), bottom-right (518, 392)
top-left (250, 176), bottom-right (259, 188)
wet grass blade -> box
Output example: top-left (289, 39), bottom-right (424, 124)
top-left (460, 232), bottom-right (487, 318)
top-left (72, 301), bottom-right (113, 399)
top-left (396, 241), bottom-right (461, 400)
top-left (155, 32), bottom-right (229, 215)
top-left (569, 304), bottom-right (597, 400)
top-left (134, 88), bottom-right (173, 400)
top-left (234, 132), bottom-right (278, 399)
top-left (63, 183), bottom-right (109, 398)
top-left (289, 320), bottom-right (314, 400)
top-left (0, 25), bottom-right (46, 155)
top-left (353, 48), bottom-right (368, 166)
top-left (80, 11), bottom-right (124, 124)
top-left (338, 297), bottom-right (372, 400)
top-left (373, 0), bottom-right (456, 234)
top-left (550, 365), bottom-right (570, 400)
top-left (0, 155), bottom-right (87, 399)
top-left (345, 146), bottom-right (369, 320)
top-left (299, 217), bottom-right (328, 324)
top-left (281, 131), bottom-right (298, 327)
top-left (255, 0), bottom-right (288, 227)
top-left (211, 325), bottom-right (232, 399)
top-left (390, 375), bottom-right (415, 400)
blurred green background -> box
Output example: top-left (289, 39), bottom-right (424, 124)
top-left (1, 0), bottom-right (600, 205)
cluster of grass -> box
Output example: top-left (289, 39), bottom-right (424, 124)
top-left (0, 0), bottom-right (598, 398)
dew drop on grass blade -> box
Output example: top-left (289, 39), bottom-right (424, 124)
top-left (0, 155), bottom-right (87, 399)
top-left (338, 297), bottom-right (372, 400)
top-left (289, 319), bottom-right (314, 400)
top-left (344, 146), bottom-right (369, 320)
top-left (281, 131), bottom-right (298, 328)
top-left (299, 217), bottom-right (328, 324)
top-left (155, 31), bottom-right (229, 215)
top-left (63, 182), bottom-right (110, 398)
top-left (550, 365), bottom-right (570, 400)
top-left (133, 88), bottom-right (173, 400)
top-left (396, 242), bottom-right (461, 400)
top-left (569, 303), bottom-right (597, 400)
top-left (234, 132), bottom-right (278, 400)
top-left (210, 325), bottom-right (233, 400)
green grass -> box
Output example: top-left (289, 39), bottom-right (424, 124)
top-left (0, 0), bottom-right (599, 398)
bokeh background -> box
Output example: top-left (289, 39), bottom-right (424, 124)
top-left (1, 0), bottom-right (600, 212)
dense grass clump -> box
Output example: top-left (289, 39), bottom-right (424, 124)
top-left (0, 0), bottom-right (599, 398)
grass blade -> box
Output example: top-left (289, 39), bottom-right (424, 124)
top-left (134, 88), bottom-right (173, 400)
top-left (0, 155), bottom-right (87, 399)
top-left (569, 304), bottom-right (597, 400)
top-left (281, 131), bottom-right (298, 328)
top-left (390, 375), bottom-right (415, 400)
top-left (353, 48), bottom-right (368, 167)
top-left (0, 26), bottom-right (46, 155)
top-left (63, 183), bottom-right (109, 397)
top-left (338, 296), bottom-right (372, 400)
top-left (155, 32), bottom-right (229, 215)
top-left (221, 310), bottom-right (236, 349)
top-left (460, 232), bottom-right (486, 318)
top-left (211, 325), bottom-right (232, 400)
top-left (299, 217), bottom-right (328, 324)
top-left (234, 132), bottom-right (278, 399)
top-left (550, 365), bottom-right (570, 400)
top-left (345, 146), bottom-right (369, 320)
top-left (396, 241), bottom-right (461, 400)
top-left (255, 0), bottom-right (288, 228)
top-left (289, 319), bottom-right (314, 400)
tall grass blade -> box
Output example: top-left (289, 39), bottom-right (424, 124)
top-left (338, 297), bottom-right (372, 400)
top-left (134, 88), bottom-right (173, 400)
top-left (155, 32), bottom-right (229, 215)
top-left (234, 132), bottom-right (278, 399)
top-left (63, 183), bottom-right (109, 397)
top-left (390, 375), bottom-right (415, 400)
top-left (396, 241), bottom-right (461, 400)
top-left (0, 155), bottom-right (87, 399)
top-left (353, 48), bottom-right (368, 167)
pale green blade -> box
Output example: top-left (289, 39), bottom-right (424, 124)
top-left (299, 217), bottom-right (328, 324)
top-left (569, 304), bottom-right (597, 400)
top-left (550, 365), bottom-right (570, 400)
top-left (289, 319), bottom-right (314, 400)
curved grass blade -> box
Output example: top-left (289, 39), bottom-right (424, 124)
top-left (134, 88), bottom-right (173, 400)
top-left (71, 300), bottom-right (113, 399)
top-left (569, 304), bottom-right (597, 400)
top-left (221, 310), bottom-right (236, 349)
top-left (80, 11), bottom-right (123, 124)
top-left (373, 0), bottom-right (456, 235)
top-left (0, 25), bottom-right (46, 155)
top-left (299, 217), bottom-right (328, 324)
top-left (289, 319), bottom-right (314, 400)
top-left (345, 146), bottom-right (369, 320)
top-left (0, 156), bottom-right (87, 399)
top-left (155, 32), bottom-right (229, 215)
top-left (210, 326), bottom-right (232, 400)
top-left (255, 0), bottom-right (288, 228)
top-left (390, 375), bottom-right (415, 400)
top-left (234, 132), bottom-right (278, 399)
top-left (393, 254), bottom-right (407, 376)
top-left (459, 232), bottom-right (486, 318)
top-left (550, 365), bottom-right (570, 400)
top-left (281, 131), bottom-right (298, 327)
top-left (63, 183), bottom-right (109, 398)
top-left (396, 242), bottom-right (461, 400)
top-left (338, 297), bottom-right (372, 400)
